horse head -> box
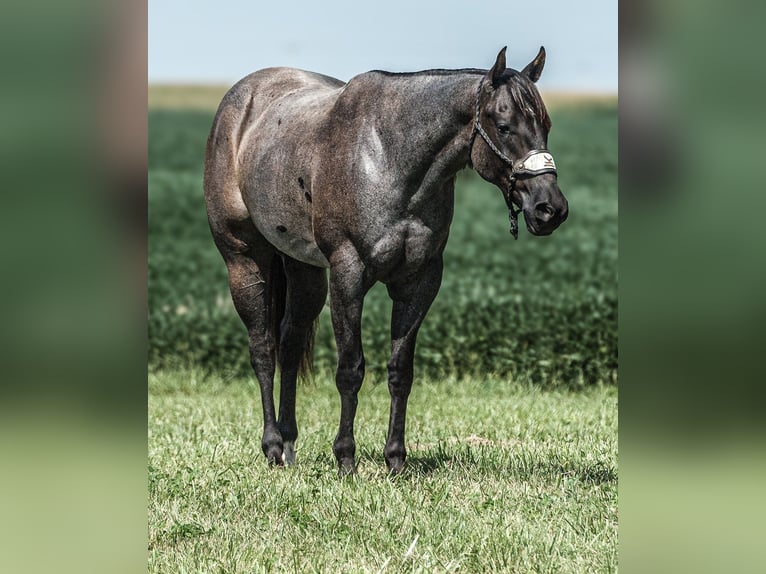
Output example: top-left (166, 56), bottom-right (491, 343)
top-left (470, 47), bottom-right (569, 237)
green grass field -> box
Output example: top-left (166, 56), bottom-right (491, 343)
top-left (148, 89), bottom-right (617, 572)
top-left (149, 371), bottom-right (617, 573)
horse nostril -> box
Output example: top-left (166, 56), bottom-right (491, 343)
top-left (535, 202), bottom-right (555, 223)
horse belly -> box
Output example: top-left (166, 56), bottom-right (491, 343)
top-left (266, 225), bottom-right (329, 268)
top-left (243, 179), bottom-right (329, 268)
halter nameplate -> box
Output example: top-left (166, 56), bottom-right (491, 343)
top-left (513, 150), bottom-right (557, 177)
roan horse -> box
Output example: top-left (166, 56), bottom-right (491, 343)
top-left (204, 47), bottom-right (568, 475)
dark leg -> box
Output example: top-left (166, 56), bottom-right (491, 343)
top-left (328, 248), bottom-right (371, 475)
top-left (384, 258), bottom-right (444, 474)
top-left (276, 256), bottom-right (328, 465)
top-left (219, 230), bottom-right (285, 465)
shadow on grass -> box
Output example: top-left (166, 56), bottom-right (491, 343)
top-left (398, 446), bottom-right (617, 485)
top-left (294, 443), bottom-right (616, 485)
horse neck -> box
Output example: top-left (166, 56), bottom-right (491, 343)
top-left (371, 71), bottom-right (482, 184)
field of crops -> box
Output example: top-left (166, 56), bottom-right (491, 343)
top-left (148, 100), bottom-right (617, 387)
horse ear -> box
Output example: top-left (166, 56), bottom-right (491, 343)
top-left (522, 46), bottom-right (546, 83)
top-left (488, 46), bottom-right (507, 86)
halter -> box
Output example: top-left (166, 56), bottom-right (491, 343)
top-left (468, 79), bottom-right (558, 238)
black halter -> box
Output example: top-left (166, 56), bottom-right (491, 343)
top-left (468, 79), bottom-right (557, 238)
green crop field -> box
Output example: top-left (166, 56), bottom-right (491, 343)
top-left (148, 91), bottom-right (617, 572)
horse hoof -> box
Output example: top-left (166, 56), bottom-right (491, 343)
top-left (282, 441), bottom-right (296, 466)
top-left (264, 446), bottom-right (285, 467)
top-left (337, 458), bottom-right (356, 478)
top-left (386, 457), bottom-right (406, 475)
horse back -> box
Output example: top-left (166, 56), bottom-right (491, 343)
top-left (207, 67), bottom-right (344, 165)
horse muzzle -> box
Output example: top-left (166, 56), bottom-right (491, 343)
top-left (502, 152), bottom-right (568, 238)
top-left (519, 180), bottom-right (569, 236)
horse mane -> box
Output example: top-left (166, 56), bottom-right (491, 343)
top-left (369, 68), bottom-right (551, 129)
top-left (369, 68), bottom-right (486, 78)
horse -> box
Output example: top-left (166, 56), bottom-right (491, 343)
top-left (204, 46), bottom-right (568, 475)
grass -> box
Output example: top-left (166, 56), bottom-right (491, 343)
top-left (148, 371), bottom-right (617, 573)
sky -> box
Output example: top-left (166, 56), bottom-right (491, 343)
top-left (149, 0), bottom-right (617, 92)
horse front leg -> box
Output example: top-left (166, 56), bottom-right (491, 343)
top-left (328, 248), bottom-right (371, 476)
top-left (384, 258), bottom-right (444, 474)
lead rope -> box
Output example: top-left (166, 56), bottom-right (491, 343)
top-left (468, 79), bottom-right (522, 238)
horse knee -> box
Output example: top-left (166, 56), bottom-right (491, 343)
top-left (336, 360), bottom-right (364, 394)
top-left (387, 362), bottom-right (413, 397)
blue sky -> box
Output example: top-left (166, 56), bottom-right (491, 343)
top-left (149, 0), bottom-right (617, 92)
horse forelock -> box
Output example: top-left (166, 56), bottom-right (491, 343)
top-left (505, 72), bottom-right (551, 130)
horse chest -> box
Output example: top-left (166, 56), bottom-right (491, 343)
top-left (369, 219), bottom-right (444, 277)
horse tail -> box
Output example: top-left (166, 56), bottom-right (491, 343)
top-left (300, 317), bottom-right (318, 383)
top-left (269, 256), bottom-right (317, 383)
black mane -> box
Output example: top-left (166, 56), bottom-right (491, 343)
top-left (369, 68), bottom-right (549, 127)
top-left (369, 68), bottom-right (485, 77)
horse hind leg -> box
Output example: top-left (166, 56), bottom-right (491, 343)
top-left (205, 81), bottom-right (333, 467)
top-left (276, 256), bottom-right (328, 465)
top-left (212, 218), bottom-right (286, 465)
top-left (204, 88), bottom-right (288, 465)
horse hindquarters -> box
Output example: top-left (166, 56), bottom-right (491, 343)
top-left (205, 79), bottom-right (330, 467)
top-left (204, 90), bottom-right (288, 465)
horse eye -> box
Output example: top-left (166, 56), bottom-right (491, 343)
top-left (496, 124), bottom-right (511, 136)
